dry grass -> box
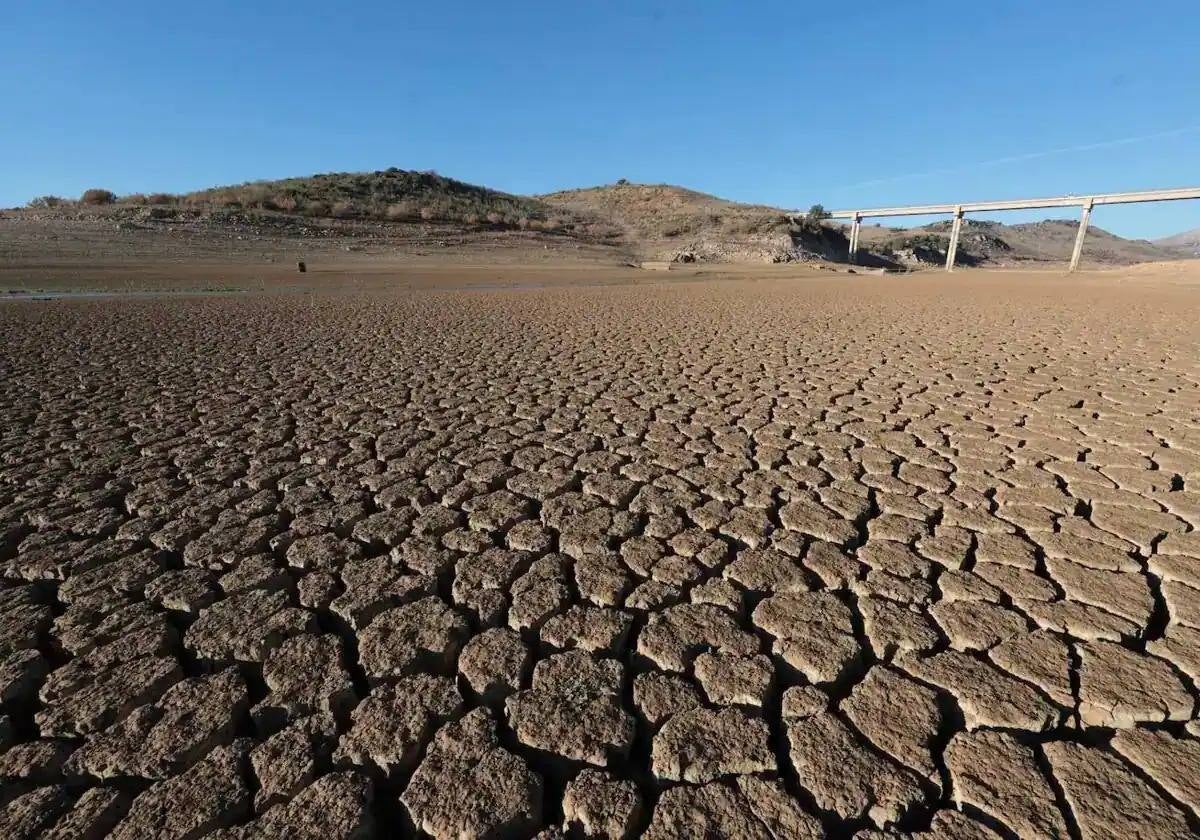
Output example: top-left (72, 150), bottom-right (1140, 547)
top-left (540, 182), bottom-right (792, 241)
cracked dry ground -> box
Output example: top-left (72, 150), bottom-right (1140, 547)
top-left (1, 273), bottom-right (1199, 840)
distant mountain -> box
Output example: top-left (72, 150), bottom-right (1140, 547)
top-left (1154, 228), bottom-right (1200, 254)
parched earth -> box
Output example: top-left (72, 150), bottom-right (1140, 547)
top-left (1, 270), bottom-right (1199, 838)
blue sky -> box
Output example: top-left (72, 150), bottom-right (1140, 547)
top-left (3, 1), bottom-right (1199, 238)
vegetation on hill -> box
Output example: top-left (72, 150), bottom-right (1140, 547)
top-left (181, 169), bottom-right (566, 227)
top-left (27, 170), bottom-right (620, 236)
top-left (16, 172), bottom-right (1190, 267)
top-left (540, 182), bottom-right (791, 239)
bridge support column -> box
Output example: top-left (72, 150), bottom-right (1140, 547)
top-left (1069, 198), bottom-right (1094, 272)
top-left (945, 207), bottom-right (964, 272)
top-left (848, 213), bottom-right (862, 263)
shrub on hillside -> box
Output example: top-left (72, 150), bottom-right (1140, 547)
top-left (386, 201), bottom-right (417, 221)
top-left (80, 188), bottom-right (116, 205)
top-left (268, 194), bottom-right (298, 212)
top-left (27, 195), bottom-right (67, 208)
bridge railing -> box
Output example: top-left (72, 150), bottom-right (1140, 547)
top-left (796, 187), bottom-right (1200, 272)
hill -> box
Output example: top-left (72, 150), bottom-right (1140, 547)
top-left (854, 218), bottom-right (1182, 268)
top-left (8, 170), bottom-right (1189, 269)
top-left (540, 183), bottom-right (847, 263)
top-left (1155, 227), bottom-right (1200, 255)
top-left (23, 169), bottom-right (624, 241)
top-left (183, 169), bottom-right (559, 227)
top-left (538, 183), bottom-right (1184, 267)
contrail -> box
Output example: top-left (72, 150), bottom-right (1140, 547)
top-left (836, 125), bottom-right (1200, 192)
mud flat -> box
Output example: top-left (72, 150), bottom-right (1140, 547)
top-left (1, 264), bottom-right (1199, 838)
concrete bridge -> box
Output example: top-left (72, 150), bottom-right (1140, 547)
top-left (806, 187), bottom-right (1200, 272)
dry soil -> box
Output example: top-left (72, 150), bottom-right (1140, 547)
top-left (2, 262), bottom-right (1199, 838)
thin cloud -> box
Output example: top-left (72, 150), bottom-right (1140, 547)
top-left (835, 125), bottom-right (1200, 192)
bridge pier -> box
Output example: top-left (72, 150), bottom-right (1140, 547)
top-left (819, 187), bottom-right (1199, 273)
top-left (848, 213), bottom-right (862, 263)
top-left (945, 207), bottom-right (964, 272)
top-left (1069, 198), bottom-right (1094, 272)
